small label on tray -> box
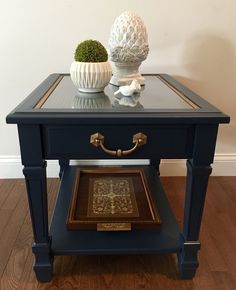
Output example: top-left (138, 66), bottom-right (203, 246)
top-left (97, 223), bottom-right (131, 231)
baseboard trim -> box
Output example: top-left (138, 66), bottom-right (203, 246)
top-left (0, 154), bottom-right (236, 178)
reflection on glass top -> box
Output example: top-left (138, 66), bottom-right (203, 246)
top-left (38, 75), bottom-right (199, 111)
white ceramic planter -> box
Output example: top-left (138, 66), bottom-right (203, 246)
top-left (70, 61), bottom-right (112, 93)
top-left (73, 93), bottom-right (111, 109)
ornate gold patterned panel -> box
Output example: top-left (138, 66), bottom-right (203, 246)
top-left (88, 177), bottom-right (139, 217)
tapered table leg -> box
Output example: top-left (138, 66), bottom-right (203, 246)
top-left (150, 159), bottom-right (161, 175)
top-left (178, 124), bottom-right (218, 278)
top-left (178, 160), bottom-right (212, 278)
top-left (23, 163), bottom-right (53, 282)
top-left (59, 159), bottom-right (69, 179)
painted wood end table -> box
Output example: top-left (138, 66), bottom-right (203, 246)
top-left (6, 74), bottom-right (230, 282)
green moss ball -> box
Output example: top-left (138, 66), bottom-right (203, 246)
top-left (74, 40), bottom-right (108, 62)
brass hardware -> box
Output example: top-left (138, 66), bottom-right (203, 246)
top-left (90, 132), bottom-right (147, 157)
top-left (34, 75), bottom-right (64, 109)
top-left (157, 76), bottom-right (199, 109)
top-left (184, 241), bottom-right (201, 246)
top-left (97, 223), bottom-right (131, 231)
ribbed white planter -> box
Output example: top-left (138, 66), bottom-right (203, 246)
top-left (70, 61), bottom-right (112, 93)
top-left (73, 93), bottom-right (111, 109)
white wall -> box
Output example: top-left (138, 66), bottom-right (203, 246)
top-left (1, 0), bottom-right (235, 177)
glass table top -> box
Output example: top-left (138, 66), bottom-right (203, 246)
top-left (36, 75), bottom-right (199, 111)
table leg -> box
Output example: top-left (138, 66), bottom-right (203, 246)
top-left (178, 160), bottom-right (212, 278)
top-left (177, 124), bottom-right (218, 278)
top-left (23, 162), bottom-right (53, 282)
top-left (150, 158), bottom-right (161, 175)
top-left (59, 159), bottom-right (69, 179)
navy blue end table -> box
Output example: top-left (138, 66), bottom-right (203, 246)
top-left (6, 74), bottom-right (230, 282)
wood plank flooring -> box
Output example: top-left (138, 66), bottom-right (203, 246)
top-left (0, 176), bottom-right (235, 290)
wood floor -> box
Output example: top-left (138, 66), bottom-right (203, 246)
top-left (0, 176), bottom-right (235, 290)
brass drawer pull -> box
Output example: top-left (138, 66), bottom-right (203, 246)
top-left (90, 132), bottom-right (147, 157)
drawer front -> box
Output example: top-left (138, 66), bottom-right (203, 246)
top-left (43, 125), bottom-right (194, 159)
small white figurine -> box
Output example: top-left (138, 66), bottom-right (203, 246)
top-left (116, 95), bottom-right (140, 107)
top-left (114, 79), bottom-right (141, 96)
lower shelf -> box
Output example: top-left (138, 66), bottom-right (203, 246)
top-left (49, 165), bottom-right (181, 255)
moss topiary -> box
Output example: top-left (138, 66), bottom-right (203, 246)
top-left (74, 39), bottom-right (108, 62)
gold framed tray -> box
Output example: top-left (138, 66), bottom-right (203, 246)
top-left (66, 167), bottom-right (161, 231)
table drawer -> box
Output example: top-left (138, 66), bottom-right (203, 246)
top-left (43, 125), bottom-right (194, 159)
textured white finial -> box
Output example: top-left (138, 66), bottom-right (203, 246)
top-left (108, 11), bottom-right (149, 86)
top-left (108, 11), bottom-right (149, 63)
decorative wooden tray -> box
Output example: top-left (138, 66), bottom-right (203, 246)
top-left (66, 167), bottom-right (161, 231)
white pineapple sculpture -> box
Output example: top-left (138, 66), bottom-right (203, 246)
top-left (108, 11), bottom-right (149, 86)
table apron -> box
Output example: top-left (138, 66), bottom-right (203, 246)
top-left (42, 125), bottom-right (195, 159)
